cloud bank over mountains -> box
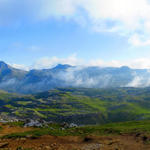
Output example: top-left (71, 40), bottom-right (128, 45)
top-left (10, 55), bottom-right (150, 71)
top-left (1, 0), bottom-right (150, 46)
top-left (1, 61), bottom-right (150, 94)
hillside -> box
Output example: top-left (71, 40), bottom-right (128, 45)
top-left (1, 87), bottom-right (150, 124)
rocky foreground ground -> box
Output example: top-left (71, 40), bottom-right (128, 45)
top-left (0, 133), bottom-right (150, 150)
top-left (0, 122), bottom-right (150, 150)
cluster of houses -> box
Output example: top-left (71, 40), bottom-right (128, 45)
top-left (23, 119), bottom-right (78, 128)
top-left (0, 115), bottom-right (78, 128)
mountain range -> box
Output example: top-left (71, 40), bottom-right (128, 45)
top-left (0, 61), bottom-right (150, 94)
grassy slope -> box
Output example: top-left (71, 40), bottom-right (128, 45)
top-left (2, 120), bottom-right (150, 139)
top-left (1, 88), bottom-right (150, 124)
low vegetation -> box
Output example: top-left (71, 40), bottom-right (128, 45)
top-left (1, 87), bottom-right (150, 124)
top-left (2, 120), bottom-right (150, 139)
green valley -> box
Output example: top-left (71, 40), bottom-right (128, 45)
top-left (1, 87), bottom-right (150, 124)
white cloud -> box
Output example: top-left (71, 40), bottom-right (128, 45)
top-left (126, 76), bottom-right (143, 87)
top-left (78, 0), bottom-right (150, 46)
top-left (38, 0), bottom-right (150, 46)
top-left (128, 58), bottom-right (150, 69)
top-left (1, 0), bottom-right (150, 46)
top-left (89, 58), bottom-right (150, 69)
top-left (32, 54), bottom-right (83, 69)
top-left (29, 55), bottom-right (150, 70)
top-left (129, 34), bottom-right (150, 46)
top-left (11, 63), bottom-right (29, 71)
top-left (31, 55), bottom-right (126, 70)
top-left (10, 55), bottom-right (150, 70)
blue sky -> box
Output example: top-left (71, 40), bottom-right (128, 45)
top-left (1, 0), bottom-right (150, 70)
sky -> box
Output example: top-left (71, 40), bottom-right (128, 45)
top-left (1, 0), bottom-right (150, 70)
